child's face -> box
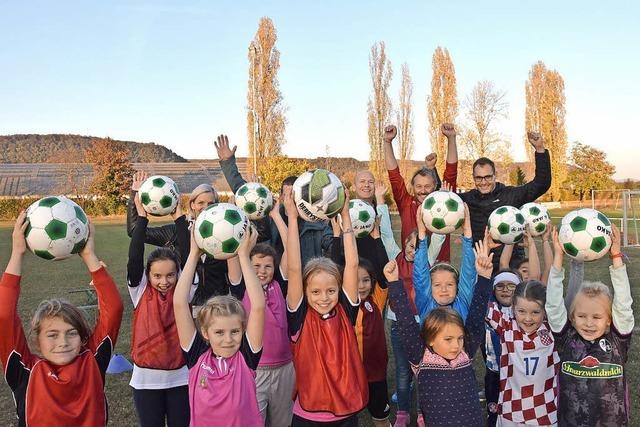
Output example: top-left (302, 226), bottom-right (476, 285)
top-left (431, 270), bottom-right (457, 306)
top-left (429, 323), bottom-right (464, 360)
top-left (357, 267), bottom-right (373, 301)
top-left (517, 262), bottom-right (529, 281)
top-left (201, 315), bottom-right (244, 358)
top-left (494, 281), bottom-right (516, 307)
top-left (38, 316), bottom-right (83, 366)
top-left (190, 192), bottom-right (215, 217)
top-left (513, 298), bottom-right (545, 334)
top-left (252, 254), bottom-right (275, 287)
top-left (306, 270), bottom-right (340, 315)
top-left (149, 259), bottom-right (178, 294)
top-left (404, 237), bottom-right (416, 262)
top-left (571, 293), bottom-right (611, 341)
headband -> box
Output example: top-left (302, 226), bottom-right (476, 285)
top-left (492, 272), bottom-right (520, 287)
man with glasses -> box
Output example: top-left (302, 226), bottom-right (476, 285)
top-left (460, 131), bottom-right (551, 267)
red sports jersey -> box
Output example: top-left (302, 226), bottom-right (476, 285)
top-left (355, 285), bottom-right (388, 382)
top-left (0, 267), bottom-right (123, 427)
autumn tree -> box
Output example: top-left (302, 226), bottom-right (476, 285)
top-left (509, 166), bottom-right (527, 186)
top-left (257, 156), bottom-right (311, 193)
top-left (367, 41), bottom-right (393, 179)
top-left (566, 142), bottom-right (615, 201)
top-left (396, 63), bottom-right (415, 179)
top-left (85, 138), bottom-right (133, 210)
top-left (247, 17), bottom-right (286, 176)
top-left (525, 61), bottom-right (567, 201)
top-left (427, 47), bottom-right (458, 172)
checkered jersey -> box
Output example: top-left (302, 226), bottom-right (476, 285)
top-left (486, 302), bottom-right (560, 425)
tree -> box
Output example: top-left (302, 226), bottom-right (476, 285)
top-left (566, 142), bottom-right (615, 201)
top-left (427, 47), bottom-right (458, 172)
top-left (257, 156), bottom-right (311, 193)
top-left (247, 17), bottom-right (286, 177)
top-left (525, 61), bottom-right (567, 201)
top-left (461, 80), bottom-right (511, 162)
top-left (367, 41), bottom-right (393, 179)
top-left (396, 63), bottom-right (415, 179)
top-left (509, 166), bottom-right (528, 186)
top-left (85, 138), bottom-right (133, 209)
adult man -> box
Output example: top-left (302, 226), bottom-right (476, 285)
top-left (383, 123), bottom-right (458, 261)
top-left (459, 131), bottom-right (551, 266)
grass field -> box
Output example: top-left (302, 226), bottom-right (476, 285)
top-left (0, 216), bottom-right (639, 426)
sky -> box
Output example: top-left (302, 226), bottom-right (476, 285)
top-left (1, 0), bottom-right (639, 179)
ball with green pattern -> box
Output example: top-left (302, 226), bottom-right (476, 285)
top-left (558, 208), bottom-right (612, 261)
top-left (193, 203), bottom-right (249, 260)
top-left (348, 199), bottom-right (376, 238)
top-left (421, 191), bottom-right (465, 235)
top-left (520, 202), bottom-right (551, 237)
top-left (234, 182), bottom-right (273, 220)
top-left (138, 175), bottom-right (180, 216)
top-left (488, 206), bottom-right (526, 244)
top-left (25, 196), bottom-right (89, 260)
top-left (292, 169), bottom-right (345, 222)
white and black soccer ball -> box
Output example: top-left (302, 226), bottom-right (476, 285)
top-left (558, 208), bottom-right (612, 261)
top-left (421, 191), bottom-right (465, 234)
top-left (25, 196), bottom-right (89, 260)
top-left (488, 206), bottom-right (526, 244)
top-left (520, 202), bottom-right (551, 237)
top-left (139, 175), bottom-right (180, 216)
top-left (193, 203), bottom-right (249, 260)
top-left (349, 199), bottom-right (376, 238)
top-left (292, 169), bottom-right (345, 222)
top-left (234, 182), bottom-right (273, 220)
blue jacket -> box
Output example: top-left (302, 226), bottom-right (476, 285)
top-left (413, 235), bottom-right (477, 323)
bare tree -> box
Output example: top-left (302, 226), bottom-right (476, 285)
top-left (367, 41), bottom-right (393, 179)
top-left (396, 63), bottom-right (415, 178)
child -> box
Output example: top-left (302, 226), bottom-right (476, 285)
top-left (383, 240), bottom-right (494, 427)
top-left (486, 279), bottom-right (559, 425)
top-left (285, 188), bottom-right (368, 426)
top-left (413, 204), bottom-right (477, 322)
top-left (0, 212), bottom-right (124, 426)
top-left (173, 226), bottom-right (265, 427)
top-left (546, 225), bottom-right (633, 426)
top-left (227, 199), bottom-right (295, 427)
top-left (128, 193), bottom-right (192, 426)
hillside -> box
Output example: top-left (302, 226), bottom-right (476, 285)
top-left (0, 134), bottom-right (187, 163)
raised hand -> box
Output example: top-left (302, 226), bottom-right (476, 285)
top-left (462, 203), bottom-right (472, 238)
top-left (282, 186), bottom-right (298, 219)
top-left (383, 125), bottom-right (397, 143)
top-left (238, 225), bottom-right (258, 257)
top-left (12, 211), bottom-right (29, 256)
top-left (527, 131), bottom-right (545, 152)
top-left (441, 180), bottom-right (452, 192)
top-left (269, 197), bottom-right (281, 220)
top-left (441, 123), bottom-right (456, 138)
top-left (133, 192), bottom-right (147, 218)
top-left (370, 216), bottom-right (381, 239)
top-left (483, 226), bottom-right (502, 251)
top-left (542, 223), bottom-right (552, 243)
top-left (425, 153), bottom-right (437, 169)
top-left (610, 223), bottom-right (621, 255)
top-left (131, 170), bottom-right (148, 192)
top-left (330, 216), bottom-right (342, 237)
top-left (374, 181), bottom-right (387, 205)
top-left (416, 206), bottom-right (427, 240)
top-left (189, 225), bottom-right (203, 257)
top-left (473, 239), bottom-right (494, 279)
top-left (214, 134), bottom-right (238, 161)
top-left (551, 226), bottom-right (562, 254)
top-left (171, 197), bottom-right (183, 220)
top-left (383, 260), bottom-right (399, 282)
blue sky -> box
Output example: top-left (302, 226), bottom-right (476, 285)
top-left (1, 1), bottom-right (639, 179)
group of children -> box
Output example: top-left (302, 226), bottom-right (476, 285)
top-left (0, 172), bottom-right (635, 427)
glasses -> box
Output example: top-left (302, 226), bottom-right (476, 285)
top-left (495, 283), bottom-right (517, 291)
top-left (473, 174), bottom-right (495, 183)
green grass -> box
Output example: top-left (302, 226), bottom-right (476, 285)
top-left (0, 218), bottom-right (639, 426)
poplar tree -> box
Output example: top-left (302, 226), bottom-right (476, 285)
top-left (367, 41), bottom-right (393, 179)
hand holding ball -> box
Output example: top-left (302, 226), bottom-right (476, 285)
top-left (138, 175), bottom-right (180, 216)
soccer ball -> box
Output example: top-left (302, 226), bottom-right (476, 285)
top-left (349, 199), bottom-right (376, 238)
top-left (421, 191), bottom-right (465, 234)
top-left (25, 196), bottom-right (89, 260)
top-left (520, 202), bottom-right (551, 237)
top-left (488, 206), bottom-right (525, 244)
top-left (292, 169), bottom-right (345, 222)
top-left (234, 182), bottom-right (273, 220)
top-left (558, 208), bottom-right (612, 261)
top-left (139, 175), bottom-right (180, 216)
top-left (193, 203), bottom-right (249, 260)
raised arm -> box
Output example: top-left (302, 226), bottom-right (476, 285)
top-left (341, 191), bottom-right (359, 303)
top-left (284, 188), bottom-right (303, 309)
top-left (174, 230), bottom-right (200, 348)
top-left (456, 204), bottom-right (477, 318)
top-left (465, 240), bottom-right (494, 355)
top-left (608, 224), bottom-right (634, 335)
top-left (127, 194), bottom-right (148, 287)
top-left (441, 123), bottom-right (459, 190)
top-left (512, 132), bottom-right (551, 205)
top-left (413, 209), bottom-right (432, 319)
top-left (215, 134), bottom-right (246, 193)
top-left (375, 182), bottom-right (401, 260)
top-left (541, 225), bottom-right (553, 285)
top-left (383, 125), bottom-right (399, 171)
top-left (525, 232), bottom-right (541, 281)
top-left (126, 171), bottom-right (147, 237)
top-left (239, 228), bottom-right (265, 350)
top-left (546, 227), bottom-right (567, 332)
top-left (269, 199), bottom-right (288, 274)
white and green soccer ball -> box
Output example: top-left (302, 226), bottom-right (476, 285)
top-left (421, 191), bottom-right (465, 234)
top-left (25, 196), bottom-right (89, 260)
top-left (349, 199), bottom-right (376, 238)
top-left (139, 175), bottom-right (180, 216)
top-left (520, 202), bottom-right (551, 237)
top-left (292, 169), bottom-right (345, 222)
top-left (193, 203), bottom-right (249, 260)
top-left (558, 208), bottom-right (612, 261)
top-left (234, 182), bottom-right (273, 220)
top-left (488, 206), bottom-right (526, 244)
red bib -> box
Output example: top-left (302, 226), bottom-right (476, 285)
top-left (292, 304), bottom-right (368, 416)
top-left (131, 286), bottom-right (184, 369)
